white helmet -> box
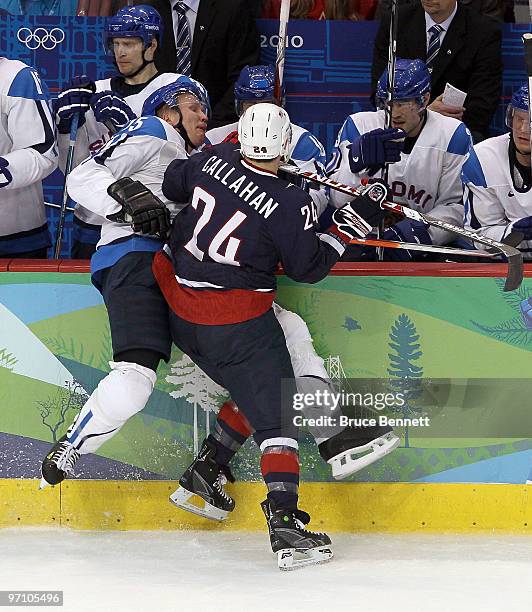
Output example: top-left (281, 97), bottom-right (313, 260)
top-left (238, 103), bottom-right (292, 162)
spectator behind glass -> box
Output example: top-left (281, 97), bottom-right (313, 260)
top-left (262, 0), bottom-right (368, 20)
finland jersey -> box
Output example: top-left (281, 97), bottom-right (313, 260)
top-left (0, 57), bottom-right (57, 254)
top-left (57, 72), bottom-right (182, 243)
top-left (327, 109), bottom-right (472, 245)
top-left (205, 121), bottom-right (329, 215)
top-left (462, 133), bottom-right (532, 258)
top-left (67, 115), bottom-right (188, 282)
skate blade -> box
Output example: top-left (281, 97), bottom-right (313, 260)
top-left (329, 432), bottom-right (401, 480)
top-left (169, 487), bottom-right (229, 522)
top-left (277, 546), bottom-right (334, 571)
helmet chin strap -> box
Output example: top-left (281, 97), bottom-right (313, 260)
top-left (510, 132), bottom-right (531, 160)
top-left (173, 108), bottom-right (195, 152)
top-left (115, 47), bottom-right (154, 81)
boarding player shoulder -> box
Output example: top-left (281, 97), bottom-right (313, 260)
top-left (68, 115), bottom-right (186, 238)
top-left (205, 122), bottom-right (238, 146)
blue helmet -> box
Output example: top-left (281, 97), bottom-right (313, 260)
top-left (376, 58), bottom-right (431, 106)
top-left (141, 76), bottom-right (211, 118)
top-left (506, 84), bottom-right (529, 130)
top-left (234, 65), bottom-right (275, 115)
top-left (104, 5), bottom-right (163, 55)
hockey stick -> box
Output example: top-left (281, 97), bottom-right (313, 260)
top-left (53, 112), bottom-right (79, 259)
top-left (273, 0), bottom-right (290, 107)
top-left (522, 33), bottom-right (532, 153)
top-left (377, 0), bottom-right (399, 260)
top-left (45, 201), bottom-right (75, 213)
top-left (349, 237), bottom-right (501, 259)
top-left (279, 164), bottom-right (524, 291)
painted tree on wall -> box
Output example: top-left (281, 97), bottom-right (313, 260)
top-left (37, 379), bottom-right (88, 442)
top-left (0, 348), bottom-right (17, 372)
top-left (387, 314), bottom-right (424, 448)
top-left (166, 354), bottom-right (228, 455)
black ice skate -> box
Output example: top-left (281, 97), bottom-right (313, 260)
top-left (318, 424), bottom-right (400, 479)
top-left (261, 499), bottom-right (333, 570)
top-left (169, 438), bottom-right (235, 522)
top-left (40, 435), bottom-right (80, 489)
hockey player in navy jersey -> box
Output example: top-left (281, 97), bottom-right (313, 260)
top-left (40, 77), bottom-right (210, 488)
top-left (202, 64), bottom-right (399, 484)
top-left (328, 58), bottom-right (473, 259)
top-left (154, 103), bottom-right (391, 569)
top-left (53, 5), bottom-right (183, 258)
top-left (463, 85), bottom-right (532, 260)
top-left (0, 56), bottom-right (57, 258)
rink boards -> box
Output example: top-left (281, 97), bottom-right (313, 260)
top-left (0, 262), bottom-right (531, 532)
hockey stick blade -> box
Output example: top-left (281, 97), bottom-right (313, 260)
top-left (279, 165), bottom-right (524, 291)
top-left (349, 237), bottom-right (499, 258)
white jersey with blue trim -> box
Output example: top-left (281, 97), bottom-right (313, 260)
top-left (67, 115), bottom-right (188, 250)
top-left (205, 120), bottom-right (329, 215)
top-left (327, 109), bottom-right (472, 245)
top-left (0, 57), bottom-right (57, 248)
top-left (462, 133), bottom-right (532, 259)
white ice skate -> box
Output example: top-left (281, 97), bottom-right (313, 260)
top-left (327, 431), bottom-right (400, 480)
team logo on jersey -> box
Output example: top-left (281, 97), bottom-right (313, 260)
top-left (17, 28), bottom-right (65, 51)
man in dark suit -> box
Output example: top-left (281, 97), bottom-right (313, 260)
top-left (372, 0), bottom-right (503, 142)
top-left (134, 0), bottom-right (260, 128)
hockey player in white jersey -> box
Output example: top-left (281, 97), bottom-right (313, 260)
top-left (0, 57), bottom-right (57, 257)
top-left (53, 5), bottom-right (183, 258)
top-left (205, 64), bottom-right (329, 216)
top-left (328, 58), bottom-right (473, 257)
top-left (40, 76), bottom-right (210, 487)
top-left (463, 85), bottom-right (532, 259)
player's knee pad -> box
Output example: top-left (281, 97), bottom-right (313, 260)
top-left (290, 339), bottom-right (328, 379)
top-left (67, 361), bottom-right (156, 454)
top-left (98, 361), bottom-right (156, 422)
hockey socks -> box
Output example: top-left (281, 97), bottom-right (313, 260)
top-left (260, 438), bottom-right (300, 511)
top-left (209, 401), bottom-right (253, 465)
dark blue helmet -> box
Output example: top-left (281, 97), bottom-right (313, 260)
top-left (506, 84), bottom-right (529, 130)
top-left (141, 76), bottom-right (210, 118)
top-left (234, 65), bottom-right (275, 115)
top-left (376, 58), bottom-right (431, 105)
top-left (104, 5), bottom-right (163, 55)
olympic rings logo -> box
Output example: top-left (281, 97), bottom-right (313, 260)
top-left (17, 27), bottom-right (65, 51)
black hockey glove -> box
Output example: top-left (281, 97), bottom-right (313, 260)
top-left (106, 177), bottom-right (171, 238)
top-left (331, 179), bottom-right (389, 241)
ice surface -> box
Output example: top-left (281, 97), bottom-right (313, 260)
top-left (0, 529), bottom-right (530, 612)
